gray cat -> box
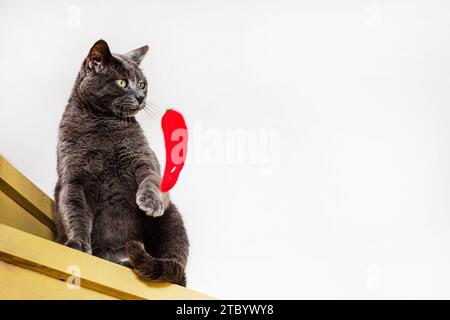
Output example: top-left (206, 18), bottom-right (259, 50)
top-left (54, 40), bottom-right (189, 286)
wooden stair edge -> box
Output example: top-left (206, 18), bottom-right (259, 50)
top-left (0, 154), bottom-right (55, 232)
top-left (0, 224), bottom-right (213, 300)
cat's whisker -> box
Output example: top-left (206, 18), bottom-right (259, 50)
top-left (142, 108), bottom-right (156, 120)
top-left (141, 103), bottom-right (161, 119)
top-left (145, 102), bottom-right (166, 116)
top-left (142, 109), bottom-right (153, 120)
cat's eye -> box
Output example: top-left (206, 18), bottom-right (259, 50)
top-left (116, 79), bottom-right (128, 88)
top-left (138, 81), bottom-right (146, 89)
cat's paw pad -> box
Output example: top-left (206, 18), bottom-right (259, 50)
top-left (136, 188), bottom-right (164, 217)
top-left (64, 238), bottom-right (92, 254)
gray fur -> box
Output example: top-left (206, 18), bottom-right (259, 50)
top-left (54, 40), bottom-right (189, 286)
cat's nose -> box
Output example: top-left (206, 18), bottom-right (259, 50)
top-left (136, 96), bottom-right (144, 104)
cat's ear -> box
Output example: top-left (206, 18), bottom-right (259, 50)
top-left (125, 45), bottom-right (149, 65)
top-left (87, 39), bottom-right (113, 72)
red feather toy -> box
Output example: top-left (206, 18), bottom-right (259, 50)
top-left (160, 109), bottom-right (188, 192)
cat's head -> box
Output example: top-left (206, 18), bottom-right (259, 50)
top-left (77, 40), bottom-right (149, 118)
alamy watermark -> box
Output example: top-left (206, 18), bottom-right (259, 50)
top-left (366, 5), bottom-right (383, 31)
top-left (66, 264), bottom-right (81, 289)
top-left (186, 121), bottom-right (280, 175)
top-left (366, 265), bottom-right (382, 290)
top-left (66, 5), bottom-right (81, 30)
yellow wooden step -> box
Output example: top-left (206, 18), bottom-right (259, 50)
top-left (0, 155), bottom-right (55, 234)
top-left (0, 189), bottom-right (54, 240)
top-left (0, 223), bottom-right (211, 299)
top-left (0, 260), bottom-right (117, 300)
top-left (0, 154), bottom-right (212, 300)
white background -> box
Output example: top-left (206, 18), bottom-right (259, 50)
top-left (1, 0), bottom-right (450, 299)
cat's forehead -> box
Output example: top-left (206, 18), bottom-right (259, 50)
top-left (112, 54), bottom-right (143, 79)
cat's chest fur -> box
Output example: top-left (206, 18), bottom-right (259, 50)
top-left (76, 117), bottom-right (142, 176)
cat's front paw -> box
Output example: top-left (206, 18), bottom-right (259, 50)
top-left (64, 238), bottom-right (92, 254)
top-left (136, 187), bottom-right (164, 217)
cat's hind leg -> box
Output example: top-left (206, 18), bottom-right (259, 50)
top-left (126, 202), bottom-right (189, 286)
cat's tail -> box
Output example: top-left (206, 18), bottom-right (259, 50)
top-left (126, 240), bottom-right (187, 286)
